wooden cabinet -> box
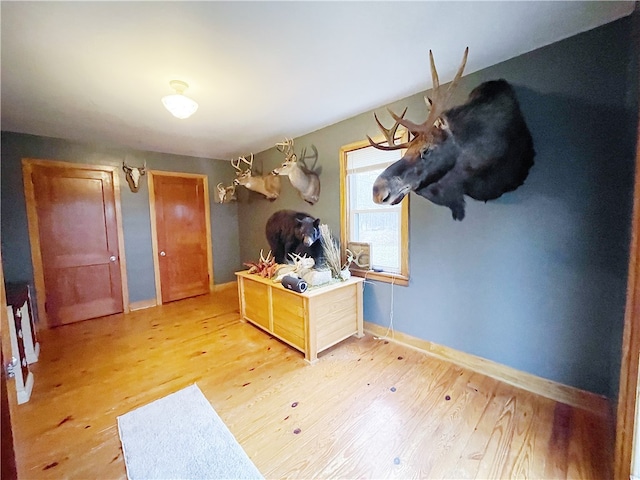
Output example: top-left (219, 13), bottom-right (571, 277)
top-left (236, 271), bottom-right (364, 363)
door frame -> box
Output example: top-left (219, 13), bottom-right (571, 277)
top-left (147, 170), bottom-right (214, 305)
top-left (614, 6), bottom-right (640, 477)
top-left (22, 159), bottom-right (130, 327)
top-left (615, 122), bottom-right (640, 480)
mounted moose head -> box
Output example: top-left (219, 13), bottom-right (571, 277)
top-left (368, 48), bottom-right (535, 220)
top-left (232, 154), bottom-right (281, 200)
top-left (273, 138), bottom-right (320, 205)
top-left (122, 161), bottom-right (147, 192)
top-left (216, 182), bottom-right (237, 204)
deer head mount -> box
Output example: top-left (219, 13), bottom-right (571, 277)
top-left (273, 138), bottom-right (321, 205)
top-left (122, 161), bottom-right (146, 192)
top-left (369, 48), bottom-right (534, 220)
top-left (232, 153), bottom-right (281, 200)
top-left (216, 182), bottom-right (237, 204)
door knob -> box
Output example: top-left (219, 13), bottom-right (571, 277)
top-left (160, 251), bottom-right (166, 257)
top-left (109, 255), bottom-right (117, 262)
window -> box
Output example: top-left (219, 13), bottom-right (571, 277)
top-left (340, 138), bottom-right (409, 286)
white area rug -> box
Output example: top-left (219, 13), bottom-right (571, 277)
top-left (117, 384), bottom-right (263, 480)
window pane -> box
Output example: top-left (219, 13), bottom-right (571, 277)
top-left (353, 211), bottom-right (400, 272)
top-left (349, 169), bottom-right (385, 210)
top-left (347, 146), bottom-right (399, 171)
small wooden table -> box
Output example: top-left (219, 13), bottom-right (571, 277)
top-left (236, 271), bottom-right (364, 363)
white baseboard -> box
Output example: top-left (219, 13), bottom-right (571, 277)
top-left (129, 298), bottom-right (157, 311)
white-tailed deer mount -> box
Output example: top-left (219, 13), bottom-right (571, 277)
top-left (273, 138), bottom-right (320, 205)
top-left (216, 182), bottom-right (237, 204)
top-left (122, 161), bottom-right (146, 192)
top-left (232, 154), bottom-right (281, 200)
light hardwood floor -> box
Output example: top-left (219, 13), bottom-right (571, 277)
top-left (11, 288), bottom-right (613, 479)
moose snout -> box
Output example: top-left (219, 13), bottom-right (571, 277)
top-left (373, 179), bottom-right (391, 204)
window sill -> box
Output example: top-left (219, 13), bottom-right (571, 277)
top-left (350, 269), bottom-right (409, 287)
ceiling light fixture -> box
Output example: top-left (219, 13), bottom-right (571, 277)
top-left (161, 80), bottom-right (198, 119)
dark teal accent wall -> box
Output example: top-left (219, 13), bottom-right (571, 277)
top-left (238, 17), bottom-right (638, 397)
top-left (0, 133), bottom-right (242, 303)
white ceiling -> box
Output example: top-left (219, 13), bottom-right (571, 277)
top-left (1, 1), bottom-right (634, 160)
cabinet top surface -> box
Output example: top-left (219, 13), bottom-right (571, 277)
top-left (235, 270), bottom-right (363, 297)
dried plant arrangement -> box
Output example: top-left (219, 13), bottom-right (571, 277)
top-left (319, 224), bottom-right (342, 279)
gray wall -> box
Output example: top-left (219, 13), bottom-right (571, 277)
top-left (1, 133), bottom-right (242, 303)
top-left (238, 17), bottom-right (638, 397)
top-left (1, 17), bottom-right (635, 398)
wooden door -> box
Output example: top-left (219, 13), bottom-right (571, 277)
top-left (23, 161), bottom-right (127, 327)
top-left (150, 172), bottom-right (212, 304)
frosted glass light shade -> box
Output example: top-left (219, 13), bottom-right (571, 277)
top-left (161, 93), bottom-right (198, 119)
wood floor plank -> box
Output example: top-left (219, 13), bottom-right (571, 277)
top-left (427, 375), bottom-right (503, 479)
top-left (266, 344), bottom-right (447, 479)
top-left (9, 290), bottom-right (614, 479)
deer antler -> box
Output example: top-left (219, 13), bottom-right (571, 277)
top-left (231, 157), bottom-right (243, 172)
top-left (259, 249), bottom-right (273, 264)
top-left (276, 138), bottom-right (296, 162)
top-left (245, 249), bottom-right (277, 277)
top-left (368, 47), bottom-right (469, 150)
top-left (240, 153), bottom-right (254, 170)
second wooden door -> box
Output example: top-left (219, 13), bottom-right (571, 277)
top-left (150, 172), bottom-right (212, 303)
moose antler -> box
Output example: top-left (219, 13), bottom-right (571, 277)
top-left (368, 47), bottom-right (469, 151)
top-left (367, 107), bottom-right (409, 151)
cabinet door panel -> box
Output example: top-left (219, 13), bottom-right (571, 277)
top-left (243, 280), bottom-right (270, 329)
top-left (272, 289), bottom-right (305, 350)
top-left (313, 285), bottom-right (357, 348)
